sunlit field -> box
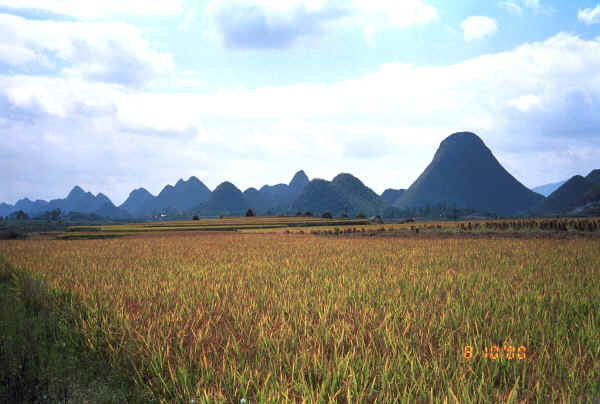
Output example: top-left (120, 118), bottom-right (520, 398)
top-left (1, 229), bottom-right (599, 402)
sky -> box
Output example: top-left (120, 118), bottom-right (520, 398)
top-left (1, 0), bottom-right (600, 205)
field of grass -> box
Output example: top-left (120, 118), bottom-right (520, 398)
top-left (12, 216), bottom-right (598, 240)
top-left (60, 217), bottom-right (370, 239)
top-left (241, 217), bottom-right (600, 236)
top-left (1, 225), bottom-right (599, 402)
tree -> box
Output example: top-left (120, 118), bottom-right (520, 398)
top-left (321, 211), bottom-right (332, 219)
top-left (304, 211), bottom-right (312, 217)
top-left (192, 215), bottom-right (200, 220)
top-left (51, 208), bottom-right (61, 221)
top-left (12, 210), bottom-right (29, 220)
top-left (356, 212), bottom-right (366, 219)
top-left (246, 208), bottom-right (255, 217)
top-left (340, 213), bottom-right (349, 219)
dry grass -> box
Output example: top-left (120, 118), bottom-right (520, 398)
top-left (0, 232), bottom-right (599, 402)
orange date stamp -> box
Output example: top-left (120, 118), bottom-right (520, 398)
top-left (464, 345), bottom-right (527, 360)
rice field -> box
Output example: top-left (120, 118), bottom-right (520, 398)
top-left (1, 228), bottom-right (599, 402)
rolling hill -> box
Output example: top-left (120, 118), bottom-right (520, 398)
top-left (291, 173), bottom-right (387, 217)
top-left (258, 170), bottom-right (310, 210)
top-left (381, 189), bottom-right (405, 205)
top-left (195, 182), bottom-right (249, 216)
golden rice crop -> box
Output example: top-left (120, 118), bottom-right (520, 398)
top-left (0, 232), bottom-right (598, 403)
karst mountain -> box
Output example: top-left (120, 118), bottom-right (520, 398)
top-left (3, 132), bottom-right (599, 220)
top-left (394, 132), bottom-right (544, 216)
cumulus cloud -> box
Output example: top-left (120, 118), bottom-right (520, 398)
top-left (0, 0), bottom-right (184, 19)
top-left (2, 32), bottom-right (600, 202)
top-left (205, 0), bottom-right (437, 48)
top-left (0, 14), bottom-right (174, 88)
top-left (578, 5), bottom-right (600, 25)
top-left (460, 16), bottom-right (497, 41)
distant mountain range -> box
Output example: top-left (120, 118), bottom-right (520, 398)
top-left (530, 170), bottom-right (600, 216)
top-left (120, 176), bottom-right (211, 217)
top-left (0, 186), bottom-right (131, 219)
top-left (2, 132), bottom-right (598, 220)
top-left (381, 189), bottom-right (405, 205)
top-left (532, 180), bottom-right (566, 197)
top-left (291, 173), bottom-right (387, 217)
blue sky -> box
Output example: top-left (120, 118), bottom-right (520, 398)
top-left (1, 0), bottom-right (600, 205)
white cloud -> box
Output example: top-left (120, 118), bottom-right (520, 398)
top-left (499, 0), bottom-right (553, 15)
top-left (0, 44), bottom-right (38, 66)
top-left (2, 32), bottom-right (600, 202)
top-left (507, 94), bottom-right (543, 112)
top-left (521, 0), bottom-right (553, 13)
top-left (460, 16), bottom-right (498, 41)
top-left (499, 2), bottom-right (522, 15)
top-left (351, 0), bottom-right (437, 28)
top-left (204, 0), bottom-right (437, 48)
top-left (0, 14), bottom-right (174, 88)
top-left (0, 0), bottom-right (185, 18)
top-left (578, 5), bottom-right (600, 25)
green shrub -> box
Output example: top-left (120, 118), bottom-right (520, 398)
top-left (0, 230), bottom-right (26, 240)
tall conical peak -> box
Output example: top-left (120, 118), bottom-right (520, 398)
top-left (96, 193), bottom-right (112, 204)
top-left (67, 186), bottom-right (86, 198)
top-left (332, 173), bottom-right (366, 188)
top-left (131, 187), bottom-right (152, 197)
top-left (332, 173), bottom-right (359, 182)
top-left (432, 132), bottom-right (491, 163)
top-left (158, 184), bottom-right (175, 197)
top-left (438, 132), bottom-right (486, 150)
top-left (290, 170), bottom-right (309, 188)
top-left (214, 181), bottom-right (240, 193)
top-left (445, 131), bottom-right (483, 142)
top-left (395, 131), bottom-right (543, 216)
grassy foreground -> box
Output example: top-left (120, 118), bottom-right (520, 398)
top-left (0, 256), bottom-right (147, 403)
top-left (0, 233), bottom-right (599, 402)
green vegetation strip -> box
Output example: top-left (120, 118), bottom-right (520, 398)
top-left (0, 255), bottom-right (150, 403)
top-left (68, 219), bottom-right (370, 234)
top-left (57, 232), bottom-right (135, 240)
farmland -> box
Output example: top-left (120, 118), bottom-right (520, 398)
top-left (1, 219), bottom-right (599, 402)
